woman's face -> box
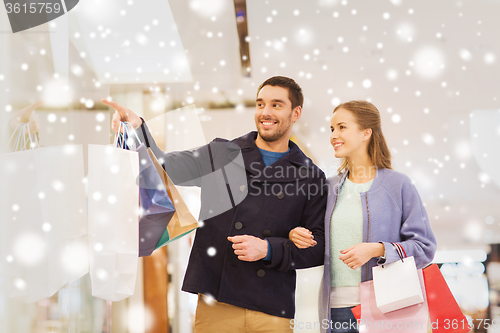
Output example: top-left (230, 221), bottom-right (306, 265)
top-left (330, 108), bottom-right (370, 159)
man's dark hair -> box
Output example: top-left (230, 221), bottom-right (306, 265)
top-left (257, 76), bottom-right (304, 110)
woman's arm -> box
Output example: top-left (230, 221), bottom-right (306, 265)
top-left (289, 227), bottom-right (385, 270)
top-left (338, 242), bottom-right (385, 270)
top-left (380, 177), bottom-right (437, 269)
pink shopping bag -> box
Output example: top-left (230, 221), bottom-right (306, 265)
top-left (359, 270), bottom-right (428, 333)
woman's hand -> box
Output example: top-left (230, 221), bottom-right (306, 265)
top-left (339, 242), bottom-right (385, 270)
top-left (289, 227), bottom-right (317, 249)
top-left (101, 98), bottom-right (142, 133)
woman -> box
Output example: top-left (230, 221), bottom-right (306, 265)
top-left (289, 101), bottom-right (437, 333)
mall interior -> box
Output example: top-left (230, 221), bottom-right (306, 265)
top-left (0, 0), bottom-right (499, 332)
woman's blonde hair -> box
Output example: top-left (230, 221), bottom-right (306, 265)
top-left (333, 100), bottom-right (392, 174)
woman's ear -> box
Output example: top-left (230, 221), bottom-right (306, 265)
top-left (363, 128), bottom-right (373, 142)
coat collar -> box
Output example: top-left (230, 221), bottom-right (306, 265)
top-left (335, 166), bottom-right (387, 194)
top-left (231, 131), bottom-right (317, 182)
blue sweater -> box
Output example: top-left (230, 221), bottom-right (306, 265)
top-left (319, 167), bottom-right (437, 333)
top-left (258, 147), bottom-right (290, 261)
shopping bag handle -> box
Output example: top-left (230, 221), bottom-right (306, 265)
top-left (392, 242), bottom-right (407, 261)
top-left (123, 121), bottom-right (142, 146)
top-left (22, 123), bottom-right (30, 150)
top-left (7, 123), bottom-right (24, 151)
top-left (114, 122), bottom-right (125, 149)
top-left (380, 243), bottom-right (406, 268)
top-left (14, 124), bottom-right (26, 151)
top-left (8, 123), bottom-right (40, 151)
top-left (22, 123), bottom-right (38, 150)
top-left (30, 131), bottom-right (40, 148)
top-left (114, 122), bottom-right (142, 150)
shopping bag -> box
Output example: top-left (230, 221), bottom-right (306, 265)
top-left (352, 305), bottom-right (433, 333)
top-left (87, 143), bottom-right (140, 301)
top-left (423, 264), bottom-right (469, 333)
top-left (136, 143), bottom-right (175, 257)
top-left (351, 305), bottom-right (361, 321)
top-left (372, 242), bottom-right (423, 313)
top-left (146, 148), bottom-right (199, 248)
top-left (1, 126), bottom-right (88, 302)
top-left (359, 269), bottom-right (428, 333)
top-left (119, 122), bottom-right (176, 256)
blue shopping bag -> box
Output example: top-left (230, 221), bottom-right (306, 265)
top-left (118, 123), bottom-right (176, 257)
top-left (136, 143), bottom-right (176, 256)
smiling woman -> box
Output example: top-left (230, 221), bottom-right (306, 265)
top-left (290, 100), bottom-right (437, 333)
top-left (330, 101), bottom-right (392, 176)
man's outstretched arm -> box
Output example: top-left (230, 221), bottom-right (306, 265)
top-left (102, 98), bottom-right (209, 186)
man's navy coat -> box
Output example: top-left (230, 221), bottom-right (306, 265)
top-left (138, 121), bottom-right (327, 319)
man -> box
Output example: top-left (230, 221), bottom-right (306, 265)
top-left (103, 76), bottom-right (327, 332)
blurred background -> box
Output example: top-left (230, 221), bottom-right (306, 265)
top-left (0, 0), bottom-right (499, 332)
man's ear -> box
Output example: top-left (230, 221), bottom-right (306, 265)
top-left (292, 106), bottom-right (302, 122)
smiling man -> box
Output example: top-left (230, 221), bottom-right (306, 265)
top-left (255, 83), bottom-right (297, 148)
top-left (103, 76), bottom-right (327, 333)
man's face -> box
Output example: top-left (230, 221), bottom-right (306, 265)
top-left (255, 85), bottom-right (297, 143)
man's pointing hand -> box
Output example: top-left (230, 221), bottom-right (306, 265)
top-left (101, 98), bottom-right (142, 133)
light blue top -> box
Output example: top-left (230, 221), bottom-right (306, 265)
top-left (330, 177), bottom-right (373, 287)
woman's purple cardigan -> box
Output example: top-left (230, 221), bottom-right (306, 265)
top-left (319, 167), bottom-right (437, 333)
